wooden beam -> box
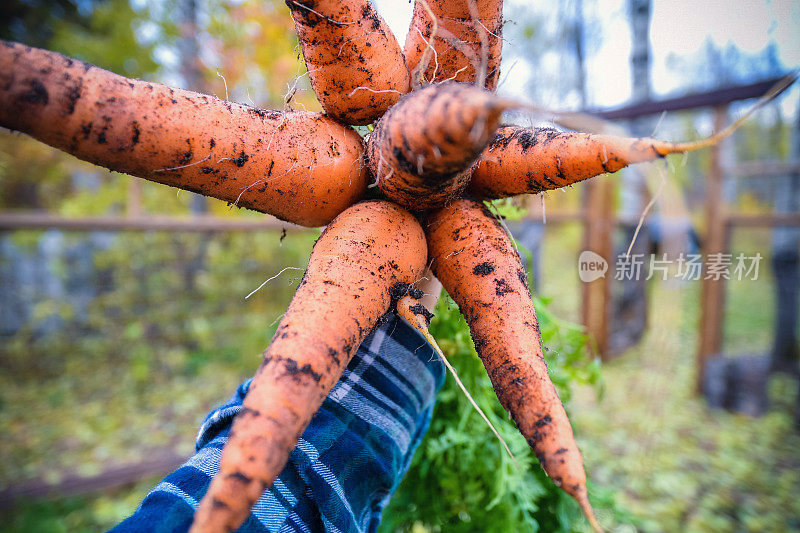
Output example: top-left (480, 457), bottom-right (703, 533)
top-left (591, 75), bottom-right (786, 121)
top-left (517, 212), bottom-right (800, 230)
top-left (521, 211), bottom-right (586, 224)
top-left (0, 452), bottom-right (186, 508)
top-left (0, 212), bottom-right (304, 232)
top-left (697, 106), bottom-right (730, 394)
top-left (726, 213), bottom-right (800, 227)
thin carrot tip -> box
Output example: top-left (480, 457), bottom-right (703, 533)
top-left (577, 494), bottom-right (603, 533)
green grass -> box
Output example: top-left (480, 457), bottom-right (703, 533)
top-left (572, 282), bottom-right (800, 532)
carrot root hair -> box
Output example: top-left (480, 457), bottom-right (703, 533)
top-left (577, 493), bottom-right (604, 533)
top-left (396, 295), bottom-right (520, 469)
top-left (411, 0), bottom-right (439, 87)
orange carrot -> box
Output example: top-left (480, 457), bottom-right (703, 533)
top-left (366, 81), bottom-right (510, 211)
top-left (190, 200), bottom-right (427, 532)
top-left (0, 41), bottom-right (368, 227)
top-left (404, 0), bottom-right (504, 89)
top-left (469, 74), bottom-right (798, 199)
top-left (287, 0), bottom-right (411, 125)
top-left (468, 125), bottom-right (688, 199)
top-left (424, 198), bottom-right (601, 533)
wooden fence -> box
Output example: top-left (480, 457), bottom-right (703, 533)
top-left (579, 77), bottom-right (798, 371)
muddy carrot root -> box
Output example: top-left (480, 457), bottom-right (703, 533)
top-left (424, 198), bottom-right (601, 532)
top-left (0, 41), bottom-right (368, 227)
top-left (190, 200), bottom-right (427, 532)
top-left (366, 81), bottom-right (511, 211)
top-left (404, 0), bottom-right (504, 89)
top-left (287, 0), bottom-right (411, 125)
top-left (470, 74), bottom-right (798, 200)
top-left (467, 126), bottom-right (685, 199)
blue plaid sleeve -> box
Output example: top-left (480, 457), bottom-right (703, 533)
top-left (111, 315), bottom-right (445, 533)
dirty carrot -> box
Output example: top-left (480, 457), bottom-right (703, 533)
top-left (0, 40), bottom-right (368, 227)
top-left (287, 0), bottom-right (411, 125)
top-left (404, 0), bottom-right (504, 89)
top-left (424, 198), bottom-right (602, 533)
top-left (366, 81), bottom-right (512, 211)
top-left (468, 125), bottom-right (681, 198)
top-left (190, 200), bottom-right (427, 532)
top-left (469, 73), bottom-right (798, 199)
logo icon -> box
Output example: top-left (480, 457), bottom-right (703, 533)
top-left (578, 251), bottom-right (608, 282)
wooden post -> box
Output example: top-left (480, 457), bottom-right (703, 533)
top-left (697, 105), bottom-right (729, 393)
top-left (581, 177), bottom-right (615, 359)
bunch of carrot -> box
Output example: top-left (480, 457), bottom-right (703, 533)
top-left (2, 1), bottom-right (792, 531)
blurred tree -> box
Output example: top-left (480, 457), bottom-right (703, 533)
top-left (0, 136), bottom-right (75, 209)
top-left (505, 1), bottom-right (597, 110)
top-left (666, 40), bottom-right (785, 93)
top-left (628, 0), bottom-right (651, 104)
top-left (47, 0), bottom-right (164, 79)
top-left (608, 0), bottom-right (652, 356)
top-left (207, 0), bottom-right (310, 110)
top-left (0, 0), bottom-right (97, 50)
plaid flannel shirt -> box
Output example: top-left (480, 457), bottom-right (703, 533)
top-left (111, 315), bottom-right (444, 533)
